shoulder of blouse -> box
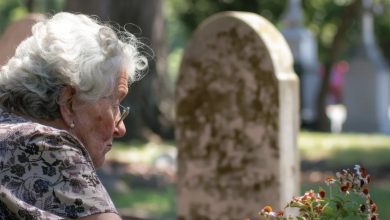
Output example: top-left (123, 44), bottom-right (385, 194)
top-left (0, 111), bottom-right (95, 169)
top-left (0, 112), bottom-right (118, 218)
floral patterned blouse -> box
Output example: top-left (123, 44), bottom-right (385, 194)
top-left (0, 112), bottom-right (118, 219)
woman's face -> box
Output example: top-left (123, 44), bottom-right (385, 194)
top-left (71, 71), bottom-right (128, 167)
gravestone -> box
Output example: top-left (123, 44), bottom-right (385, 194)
top-left (176, 11), bottom-right (300, 220)
top-left (343, 0), bottom-right (390, 134)
top-left (0, 13), bottom-right (46, 66)
top-left (280, 0), bottom-right (320, 128)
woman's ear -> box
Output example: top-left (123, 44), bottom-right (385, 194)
top-left (57, 86), bottom-right (75, 127)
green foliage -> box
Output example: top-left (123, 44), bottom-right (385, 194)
top-left (260, 165), bottom-right (377, 219)
top-left (165, 0), bottom-right (390, 79)
top-left (302, 1), bottom-right (360, 61)
top-left (165, 0), bottom-right (285, 83)
top-left (166, 47), bottom-right (183, 84)
top-left (0, 0), bottom-right (65, 34)
top-left (39, 0), bottom-right (65, 13)
top-left (303, 182), bottom-right (389, 220)
top-left (0, 0), bottom-right (27, 34)
top-left (169, 0), bottom-right (285, 40)
top-left (374, 0), bottom-right (390, 63)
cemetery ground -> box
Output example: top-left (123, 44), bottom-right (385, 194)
top-left (100, 132), bottom-right (390, 220)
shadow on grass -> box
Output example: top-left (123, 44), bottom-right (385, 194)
top-left (301, 147), bottom-right (390, 179)
top-left (112, 186), bottom-right (176, 220)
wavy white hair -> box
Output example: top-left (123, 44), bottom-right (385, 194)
top-left (0, 12), bottom-right (148, 120)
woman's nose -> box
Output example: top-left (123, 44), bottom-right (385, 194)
top-left (114, 120), bottom-right (126, 137)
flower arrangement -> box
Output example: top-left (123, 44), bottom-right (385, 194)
top-left (258, 165), bottom-right (378, 220)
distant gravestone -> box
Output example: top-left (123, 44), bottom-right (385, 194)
top-left (0, 13), bottom-right (46, 66)
top-left (176, 11), bottom-right (300, 220)
top-left (343, 0), bottom-right (390, 134)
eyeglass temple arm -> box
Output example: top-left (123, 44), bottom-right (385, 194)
top-left (116, 106), bottom-right (130, 126)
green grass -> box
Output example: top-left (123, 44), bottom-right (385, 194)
top-left (370, 184), bottom-right (390, 219)
top-left (110, 186), bottom-right (176, 220)
top-left (108, 131), bottom-right (390, 219)
top-left (299, 131), bottom-right (390, 168)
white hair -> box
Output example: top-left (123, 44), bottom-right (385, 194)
top-left (0, 12), bottom-right (148, 120)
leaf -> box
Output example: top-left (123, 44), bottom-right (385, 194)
top-left (321, 205), bottom-right (335, 218)
top-left (52, 191), bottom-right (61, 204)
top-left (44, 195), bottom-right (53, 209)
top-left (52, 159), bottom-right (61, 166)
top-left (7, 180), bottom-right (22, 192)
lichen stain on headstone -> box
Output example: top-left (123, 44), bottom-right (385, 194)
top-left (184, 28), bottom-right (276, 152)
top-left (177, 19), bottom-right (280, 178)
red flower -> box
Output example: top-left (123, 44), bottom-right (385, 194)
top-left (324, 176), bottom-right (336, 186)
top-left (276, 211), bottom-right (284, 217)
top-left (340, 183), bottom-right (350, 193)
top-left (359, 204), bottom-right (366, 212)
top-left (370, 203), bottom-right (377, 213)
top-left (362, 187), bottom-right (369, 196)
top-left (318, 190), bottom-right (326, 198)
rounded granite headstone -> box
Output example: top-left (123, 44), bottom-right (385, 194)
top-left (176, 11), bottom-right (299, 220)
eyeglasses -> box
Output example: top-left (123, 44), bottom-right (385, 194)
top-left (116, 104), bottom-right (130, 126)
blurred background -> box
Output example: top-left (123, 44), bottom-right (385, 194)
top-left (1, 0), bottom-right (390, 219)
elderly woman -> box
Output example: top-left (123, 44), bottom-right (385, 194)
top-left (0, 12), bottom-right (147, 219)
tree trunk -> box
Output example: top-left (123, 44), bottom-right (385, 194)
top-left (66, 0), bottom-right (174, 141)
top-left (315, 0), bottom-right (360, 130)
top-left (26, 0), bottom-right (34, 12)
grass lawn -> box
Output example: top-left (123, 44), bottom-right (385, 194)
top-left (112, 187), bottom-right (176, 220)
top-left (107, 131), bottom-right (390, 219)
top-left (299, 131), bottom-right (390, 169)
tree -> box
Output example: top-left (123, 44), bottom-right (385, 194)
top-left (299, 0), bottom-right (360, 130)
top-left (66, 0), bottom-right (174, 141)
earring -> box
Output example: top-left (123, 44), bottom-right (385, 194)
top-left (70, 122), bottom-right (75, 129)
